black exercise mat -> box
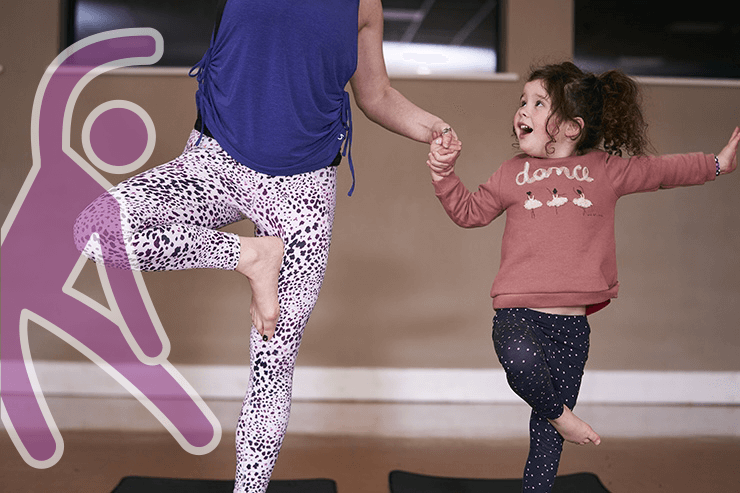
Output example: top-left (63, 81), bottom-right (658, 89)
top-left (111, 476), bottom-right (337, 493)
top-left (389, 470), bottom-right (610, 493)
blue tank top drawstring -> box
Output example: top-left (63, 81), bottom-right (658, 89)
top-left (341, 91), bottom-right (355, 196)
top-left (189, 44), bottom-right (214, 146)
top-left (190, 28), bottom-right (355, 195)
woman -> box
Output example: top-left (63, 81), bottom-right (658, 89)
top-left (74, 0), bottom-right (457, 491)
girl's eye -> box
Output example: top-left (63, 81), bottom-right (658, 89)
top-left (536, 100), bottom-right (544, 107)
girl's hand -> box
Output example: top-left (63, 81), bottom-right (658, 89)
top-left (717, 126), bottom-right (740, 175)
top-left (427, 137), bottom-right (462, 181)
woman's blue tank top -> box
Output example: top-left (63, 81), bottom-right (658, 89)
top-left (190, 0), bottom-right (359, 192)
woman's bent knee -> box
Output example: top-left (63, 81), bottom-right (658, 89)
top-left (73, 192), bottom-right (132, 268)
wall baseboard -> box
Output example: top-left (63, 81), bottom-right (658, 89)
top-left (3, 362), bottom-right (739, 436)
top-left (11, 361), bottom-right (740, 405)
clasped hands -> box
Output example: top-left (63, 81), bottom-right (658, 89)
top-left (428, 124), bottom-right (462, 181)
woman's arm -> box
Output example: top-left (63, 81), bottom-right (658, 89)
top-left (350, 0), bottom-right (456, 147)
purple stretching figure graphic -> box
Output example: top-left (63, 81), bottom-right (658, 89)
top-left (1, 29), bottom-right (220, 469)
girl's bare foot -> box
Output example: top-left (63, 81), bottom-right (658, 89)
top-left (549, 405), bottom-right (601, 445)
top-left (235, 236), bottom-right (284, 341)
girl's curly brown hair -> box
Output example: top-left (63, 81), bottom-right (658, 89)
top-left (526, 61), bottom-right (651, 156)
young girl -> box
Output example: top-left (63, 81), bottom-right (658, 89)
top-left (426, 61), bottom-right (739, 492)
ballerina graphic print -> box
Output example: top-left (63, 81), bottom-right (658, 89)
top-left (524, 191), bottom-right (543, 218)
top-left (546, 188), bottom-right (568, 213)
top-left (573, 188), bottom-right (593, 214)
top-left (516, 159), bottom-right (598, 218)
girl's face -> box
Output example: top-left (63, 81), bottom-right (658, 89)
top-left (514, 79), bottom-right (572, 158)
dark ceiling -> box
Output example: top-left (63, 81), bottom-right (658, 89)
top-left (381, 0), bottom-right (740, 77)
top-left (66, 0), bottom-right (740, 77)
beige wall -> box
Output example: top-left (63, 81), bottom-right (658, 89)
top-left (2, 1), bottom-right (739, 372)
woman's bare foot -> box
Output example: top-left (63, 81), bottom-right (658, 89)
top-left (549, 405), bottom-right (601, 445)
top-left (235, 236), bottom-right (284, 341)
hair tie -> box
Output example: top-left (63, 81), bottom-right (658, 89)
top-left (591, 74), bottom-right (605, 91)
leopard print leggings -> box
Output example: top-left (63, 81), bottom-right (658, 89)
top-left (74, 130), bottom-right (337, 493)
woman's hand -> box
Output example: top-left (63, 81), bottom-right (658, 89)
top-left (430, 122), bottom-right (458, 149)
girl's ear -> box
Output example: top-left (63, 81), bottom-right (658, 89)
top-left (565, 117), bottom-right (584, 140)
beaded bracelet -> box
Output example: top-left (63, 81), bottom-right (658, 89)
top-left (715, 155), bottom-right (721, 176)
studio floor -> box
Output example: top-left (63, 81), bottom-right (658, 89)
top-left (3, 400), bottom-right (740, 492)
top-left (2, 432), bottom-right (740, 492)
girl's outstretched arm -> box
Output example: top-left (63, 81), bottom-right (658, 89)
top-left (716, 127), bottom-right (740, 175)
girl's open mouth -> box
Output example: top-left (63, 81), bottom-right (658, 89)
top-left (518, 123), bottom-right (533, 137)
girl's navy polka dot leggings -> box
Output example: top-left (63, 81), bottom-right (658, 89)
top-left (492, 308), bottom-right (591, 492)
